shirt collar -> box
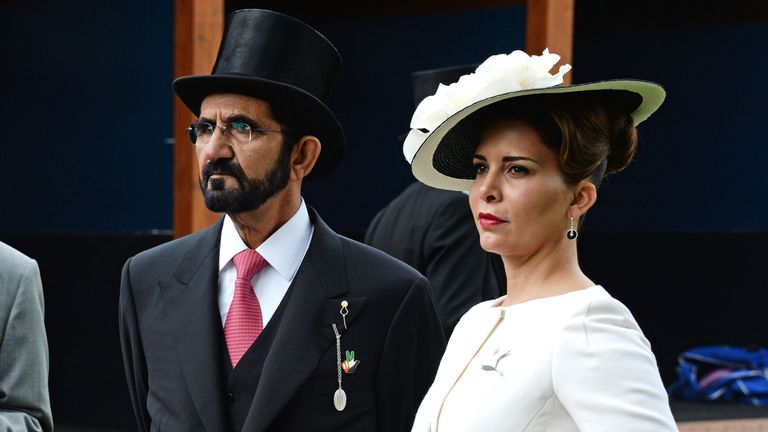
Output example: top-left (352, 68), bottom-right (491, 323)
top-left (218, 199), bottom-right (313, 281)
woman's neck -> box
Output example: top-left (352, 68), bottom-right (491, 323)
top-left (499, 243), bottom-right (594, 307)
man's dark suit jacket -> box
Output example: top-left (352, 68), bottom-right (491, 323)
top-left (366, 183), bottom-right (506, 337)
top-left (119, 207), bottom-right (446, 432)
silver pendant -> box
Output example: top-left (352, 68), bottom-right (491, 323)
top-left (333, 388), bottom-right (347, 411)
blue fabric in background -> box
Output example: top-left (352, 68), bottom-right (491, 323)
top-left (669, 345), bottom-right (768, 405)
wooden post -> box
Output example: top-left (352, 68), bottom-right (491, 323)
top-left (173, 0), bottom-right (224, 238)
top-left (525, 0), bottom-right (574, 84)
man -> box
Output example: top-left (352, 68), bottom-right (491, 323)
top-left (119, 9), bottom-right (445, 432)
top-left (0, 241), bottom-right (53, 432)
top-left (366, 65), bottom-right (506, 337)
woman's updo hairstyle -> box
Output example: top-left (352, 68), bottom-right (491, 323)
top-left (436, 90), bottom-right (641, 188)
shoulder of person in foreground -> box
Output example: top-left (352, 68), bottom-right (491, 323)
top-left (0, 242), bottom-right (54, 432)
top-left (122, 222), bottom-right (220, 281)
top-left (117, 225), bottom-right (219, 432)
top-left (342, 234), bottom-right (427, 285)
top-left (336, 234), bottom-right (446, 336)
top-left (552, 287), bottom-right (677, 431)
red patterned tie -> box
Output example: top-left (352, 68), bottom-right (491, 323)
top-left (224, 249), bottom-right (267, 367)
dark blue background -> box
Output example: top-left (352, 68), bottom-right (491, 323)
top-left (3, 2), bottom-right (765, 234)
top-left (306, 6), bottom-right (527, 233)
top-left (1, 0), bottom-right (174, 233)
top-left (574, 22), bottom-right (768, 230)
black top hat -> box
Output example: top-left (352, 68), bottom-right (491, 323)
top-left (173, 9), bottom-right (344, 179)
top-left (410, 64), bottom-right (478, 108)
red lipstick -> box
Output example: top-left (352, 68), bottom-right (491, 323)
top-left (478, 212), bottom-right (507, 227)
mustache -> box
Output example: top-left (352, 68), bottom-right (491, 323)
top-left (201, 159), bottom-right (247, 183)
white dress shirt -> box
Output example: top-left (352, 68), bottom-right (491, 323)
top-left (412, 286), bottom-right (678, 432)
top-left (217, 199), bottom-right (313, 327)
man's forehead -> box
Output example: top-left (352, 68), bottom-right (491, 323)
top-left (199, 93), bottom-right (272, 116)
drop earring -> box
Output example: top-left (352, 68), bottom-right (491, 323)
top-left (566, 216), bottom-right (578, 240)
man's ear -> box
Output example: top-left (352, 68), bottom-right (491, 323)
top-left (568, 180), bottom-right (597, 219)
top-left (290, 135), bottom-right (321, 182)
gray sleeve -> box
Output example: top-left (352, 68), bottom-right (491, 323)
top-left (0, 258), bottom-right (53, 432)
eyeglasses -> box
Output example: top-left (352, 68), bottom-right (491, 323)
top-left (187, 120), bottom-right (284, 145)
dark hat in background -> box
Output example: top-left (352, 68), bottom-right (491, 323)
top-left (397, 64), bottom-right (479, 142)
top-left (173, 9), bottom-right (344, 179)
top-left (410, 64), bottom-right (478, 108)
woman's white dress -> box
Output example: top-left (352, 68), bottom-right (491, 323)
top-left (411, 286), bottom-right (678, 431)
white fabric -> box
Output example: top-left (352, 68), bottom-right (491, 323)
top-left (412, 286), bottom-right (678, 432)
top-left (218, 199), bottom-right (313, 327)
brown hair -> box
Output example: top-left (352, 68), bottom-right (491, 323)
top-left (434, 90), bottom-right (641, 187)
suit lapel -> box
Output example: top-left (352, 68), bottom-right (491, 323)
top-left (158, 220), bottom-right (228, 432)
top-left (242, 208), bottom-right (364, 432)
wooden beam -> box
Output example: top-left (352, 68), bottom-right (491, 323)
top-left (225, 1), bottom-right (526, 22)
top-left (525, 0), bottom-right (574, 84)
top-left (173, 0), bottom-right (224, 237)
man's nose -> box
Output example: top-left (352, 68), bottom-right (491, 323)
top-left (197, 127), bottom-right (235, 163)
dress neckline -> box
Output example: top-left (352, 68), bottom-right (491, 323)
top-left (490, 285), bottom-right (603, 310)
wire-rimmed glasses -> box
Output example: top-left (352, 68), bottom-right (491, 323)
top-left (187, 120), bottom-right (284, 145)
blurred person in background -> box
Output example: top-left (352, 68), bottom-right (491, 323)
top-left (0, 241), bottom-right (53, 432)
top-left (366, 65), bottom-right (506, 338)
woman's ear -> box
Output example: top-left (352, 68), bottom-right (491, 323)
top-left (568, 180), bottom-right (597, 219)
top-left (290, 135), bottom-right (322, 182)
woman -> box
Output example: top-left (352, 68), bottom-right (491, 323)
top-left (404, 50), bottom-right (677, 431)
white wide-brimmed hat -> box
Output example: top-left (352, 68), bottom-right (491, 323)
top-left (403, 49), bottom-right (666, 191)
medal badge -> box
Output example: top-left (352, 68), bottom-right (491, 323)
top-left (342, 350), bottom-right (360, 374)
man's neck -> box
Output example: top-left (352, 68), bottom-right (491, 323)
top-left (227, 189), bottom-right (301, 249)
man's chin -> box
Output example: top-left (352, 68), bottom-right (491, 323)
top-left (206, 177), bottom-right (238, 192)
top-left (203, 189), bottom-right (265, 213)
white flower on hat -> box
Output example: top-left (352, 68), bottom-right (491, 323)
top-left (404, 49), bottom-right (571, 162)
